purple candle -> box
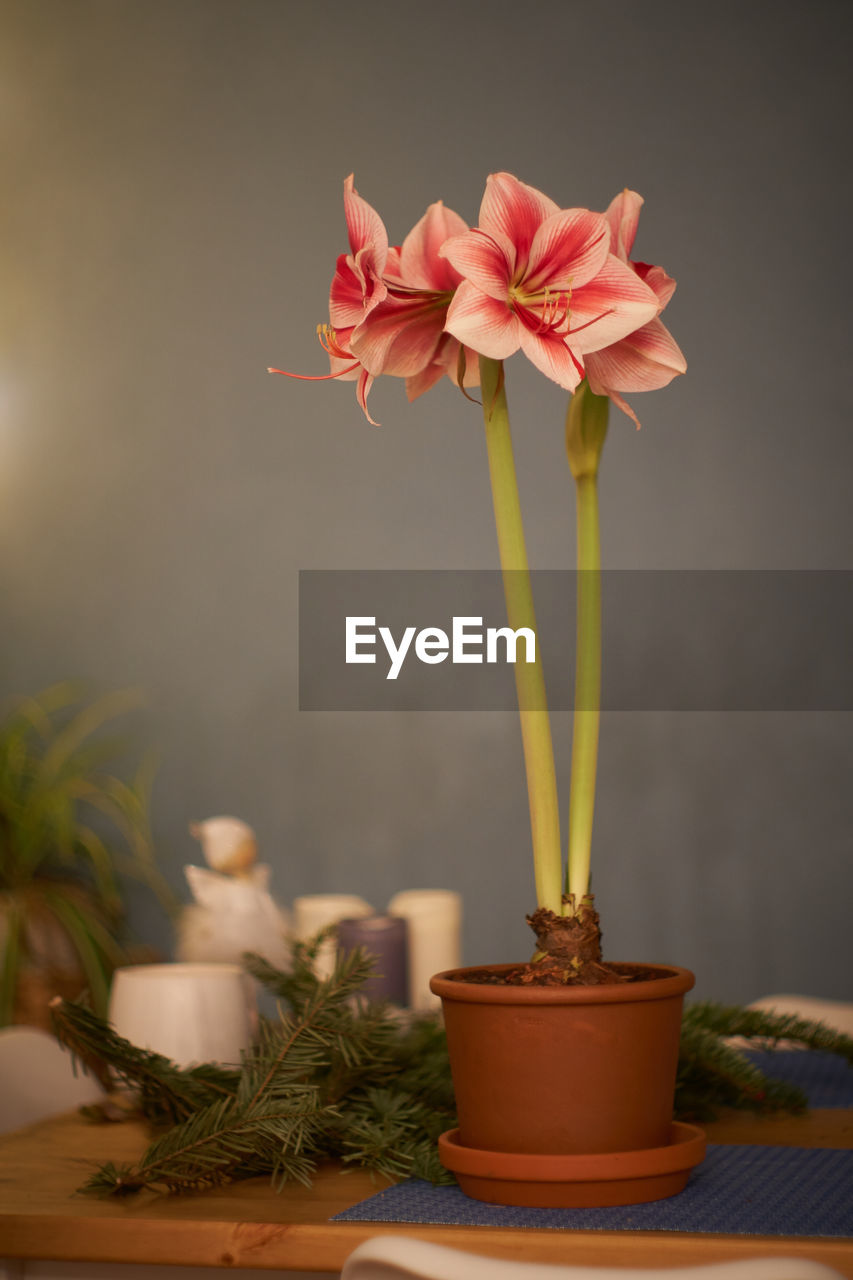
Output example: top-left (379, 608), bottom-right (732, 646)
top-left (337, 915), bottom-right (408, 1005)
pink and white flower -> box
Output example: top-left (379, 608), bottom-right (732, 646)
top-left (583, 189), bottom-right (687, 426)
top-left (269, 174), bottom-right (388, 423)
top-left (271, 178), bottom-right (478, 422)
top-left (351, 199), bottom-right (480, 401)
top-left (439, 173), bottom-right (659, 391)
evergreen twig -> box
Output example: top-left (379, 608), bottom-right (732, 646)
top-left (50, 996), bottom-right (238, 1125)
top-left (683, 1002), bottom-right (853, 1061)
top-left (71, 938), bottom-right (455, 1196)
top-left (675, 1001), bottom-right (853, 1121)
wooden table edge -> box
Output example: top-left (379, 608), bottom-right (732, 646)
top-left (2, 1212), bottom-right (852, 1275)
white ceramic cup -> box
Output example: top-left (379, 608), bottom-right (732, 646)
top-left (108, 962), bottom-right (257, 1067)
top-left (386, 889), bottom-right (462, 1011)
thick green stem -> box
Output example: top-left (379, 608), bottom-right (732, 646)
top-left (567, 474), bottom-right (601, 901)
top-left (479, 356), bottom-right (562, 914)
top-left (565, 383), bottom-right (607, 905)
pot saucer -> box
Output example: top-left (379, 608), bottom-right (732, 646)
top-left (438, 1121), bottom-right (706, 1209)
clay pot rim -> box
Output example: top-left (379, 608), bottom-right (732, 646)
top-left (430, 961), bottom-right (695, 1005)
top-left (438, 1121), bottom-right (706, 1182)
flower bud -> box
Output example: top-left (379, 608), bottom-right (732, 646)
top-left (565, 380), bottom-right (609, 480)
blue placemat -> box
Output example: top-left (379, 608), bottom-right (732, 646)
top-left (742, 1049), bottom-right (853, 1107)
top-left (334, 1053), bottom-right (853, 1236)
top-left (333, 1144), bottom-right (853, 1237)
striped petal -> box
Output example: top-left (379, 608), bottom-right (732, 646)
top-left (636, 261), bottom-right (678, 308)
top-left (603, 189), bottom-right (643, 262)
top-left (479, 172), bottom-right (560, 266)
top-left (343, 174), bottom-right (388, 270)
top-left (440, 228), bottom-right (514, 301)
top-left (518, 327), bottom-right (583, 391)
top-left (585, 317), bottom-right (686, 392)
top-left (568, 256), bottom-right (659, 355)
top-left (330, 253), bottom-right (386, 328)
top-left (351, 294), bottom-right (445, 376)
top-left (405, 360), bottom-right (448, 401)
top-left (526, 209), bottom-right (610, 292)
top-left (355, 368), bottom-right (379, 426)
top-left (444, 280), bottom-right (520, 359)
top-left (400, 201), bottom-right (470, 291)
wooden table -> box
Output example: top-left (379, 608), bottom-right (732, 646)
top-left (0, 1108), bottom-right (851, 1276)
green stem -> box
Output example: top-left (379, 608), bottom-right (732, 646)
top-left (567, 474), bottom-right (601, 902)
top-left (565, 381), bottom-right (608, 905)
top-left (479, 356), bottom-right (562, 914)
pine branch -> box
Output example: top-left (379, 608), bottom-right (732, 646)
top-left (337, 1087), bottom-right (454, 1184)
top-left (79, 940), bottom-right (441, 1196)
top-left (50, 996), bottom-right (239, 1124)
top-left (241, 945), bottom-right (382, 1109)
top-left (138, 1092), bottom-right (332, 1192)
top-left (683, 1002), bottom-right (853, 1061)
top-left (675, 1001), bottom-right (853, 1122)
top-left (676, 1021), bottom-right (807, 1121)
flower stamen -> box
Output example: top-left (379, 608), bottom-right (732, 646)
top-left (268, 324), bottom-right (360, 382)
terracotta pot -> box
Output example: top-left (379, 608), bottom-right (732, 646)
top-left (429, 962), bottom-right (706, 1207)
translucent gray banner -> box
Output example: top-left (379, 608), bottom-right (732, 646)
top-left (298, 570), bottom-right (853, 711)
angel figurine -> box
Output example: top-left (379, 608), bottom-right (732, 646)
top-left (175, 816), bottom-right (290, 970)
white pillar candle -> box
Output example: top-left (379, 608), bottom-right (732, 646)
top-left (292, 894), bottom-right (374, 979)
top-left (386, 889), bottom-right (462, 1011)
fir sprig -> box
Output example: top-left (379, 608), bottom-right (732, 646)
top-left (70, 938), bottom-right (454, 1196)
top-left (49, 996), bottom-right (238, 1125)
top-left (683, 1002), bottom-right (853, 1061)
top-left (675, 1001), bottom-right (853, 1121)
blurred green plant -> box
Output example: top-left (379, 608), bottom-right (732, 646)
top-left (0, 683), bottom-right (176, 1025)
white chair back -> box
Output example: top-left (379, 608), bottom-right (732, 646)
top-left (0, 1025), bottom-right (105, 1134)
top-left (341, 1236), bottom-right (845, 1280)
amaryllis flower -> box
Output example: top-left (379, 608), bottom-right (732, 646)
top-left (269, 175), bottom-right (388, 423)
top-left (350, 200), bottom-right (480, 401)
top-left (271, 178), bottom-right (478, 422)
top-left (583, 189), bottom-right (687, 426)
top-left (439, 172), bottom-right (660, 391)
top-left (329, 173), bottom-right (389, 330)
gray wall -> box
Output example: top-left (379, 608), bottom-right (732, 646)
top-left (2, 0), bottom-right (851, 1003)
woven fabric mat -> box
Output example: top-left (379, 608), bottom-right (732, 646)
top-left (333, 1052), bottom-right (853, 1235)
top-left (332, 1144), bottom-right (853, 1236)
top-left (742, 1050), bottom-right (853, 1107)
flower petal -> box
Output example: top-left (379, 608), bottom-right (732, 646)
top-left (568, 255), bottom-right (659, 354)
top-left (330, 253), bottom-right (387, 328)
top-left (444, 281), bottom-right (520, 360)
top-left (585, 317), bottom-right (686, 392)
top-left (351, 294), bottom-right (445, 376)
top-left (405, 360), bottom-right (448, 401)
top-left (356, 367), bottom-right (379, 426)
top-left (518, 327), bottom-right (583, 391)
top-left (526, 209), bottom-right (610, 292)
top-left (383, 245), bottom-right (404, 284)
top-left (343, 174), bottom-right (388, 270)
top-left (478, 172), bottom-right (560, 266)
top-left (434, 334), bottom-right (481, 387)
top-left (399, 201), bottom-right (470, 291)
top-left (603, 189), bottom-right (643, 262)
top-left (606, 389), bottom-right (642, 429)
top-left (635, 261), bottom-right (677, 309)
top-left (439, 228), bottom-right (514, 301)
top-left (404, 334), bottom-right (480, 400)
